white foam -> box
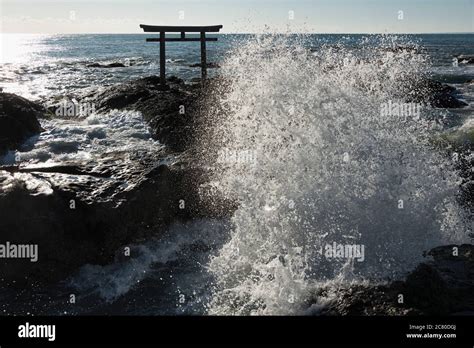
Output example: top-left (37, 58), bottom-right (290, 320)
top-left (202, 35), bottom-right (470, 315)
top-left (68, 219), bottom-right (230, 310)
top-left (1, 109), bottom-right (160, 166)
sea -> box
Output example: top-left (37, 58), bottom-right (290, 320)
top-left (0, 33), bottom-right (473, 315)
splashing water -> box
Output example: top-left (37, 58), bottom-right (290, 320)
top-left (201, 35), bottom-right (470, 315)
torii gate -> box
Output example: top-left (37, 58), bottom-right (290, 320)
top-left (139, 24), bottom-right (223, 86)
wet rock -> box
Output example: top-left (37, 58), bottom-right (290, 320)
top-left (189, 62), bottom-right (220, 68)
top-left (0, 93), bottom-right (44, 156)
top-left (0, 149), bottom-right (234, 285)
top-left (456, 55), bottom-right (474, 65)
top-left (86, 76), bottom-right (204, 152)
top-left (319, 244), bottom-right (474, 315)
top-left (432, 120), bottom-right (474, 208)
top-left (315, 283), bottom-right (419, 316)
top-left (86, 62), bottom-right (127, 68)
top-left (402, 263), bottom-right (452, 314)
top-left (405, 78), bottom-right (468, 108)
top-left (383, 45), bottom-right (421, 54)
top-left (0, 78), bottom-right (235, 286)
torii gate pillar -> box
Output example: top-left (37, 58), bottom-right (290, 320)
top-left (140, 24), bottom-right (223, 86)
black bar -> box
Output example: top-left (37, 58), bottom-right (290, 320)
top-left (140, 24), bottom-right (223, 32)
top-left (0, 316), bottom-right (473, 345)
top-left (159, 31), bottom-right (165, 85)
top-left (146, 37), bottom-right (218, 42)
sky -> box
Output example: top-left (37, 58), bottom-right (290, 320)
top-left (0, 0), bottom-right (473, 34)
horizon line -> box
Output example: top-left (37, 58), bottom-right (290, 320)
top-left (1, 31), bottom-right (473, 35)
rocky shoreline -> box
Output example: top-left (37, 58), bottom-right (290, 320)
top-left (0, 77), bottom-right (233, 286)
top-left (0, 75), bottom-right (472, 314)
top-left (0, 93), bottom-right (44, 155)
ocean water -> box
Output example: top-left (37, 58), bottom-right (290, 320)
top-left (1, 33), bottom-right (473, 100)
top-left (0, 33), bottom-right (473, 315)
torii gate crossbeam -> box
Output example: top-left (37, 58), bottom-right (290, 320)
top-left (139, 24), bottom-right (223, 86)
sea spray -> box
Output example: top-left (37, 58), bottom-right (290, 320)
top-left (200, 35), bottom-right (470, 315)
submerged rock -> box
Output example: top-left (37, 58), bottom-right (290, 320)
top-left (0, 93), bottom-right (44, 155)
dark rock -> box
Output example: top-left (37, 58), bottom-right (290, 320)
top-left (0, 93), bottom-right (44, 155)
top-left (86, 76), bottom-right (204, 152)
top-left (403, 263), bottom-right (452, 314)
top-left (425, 244), bottom-right (474, 262)
top-left (315, 283), bottom-right (418, 316)
top-left (405, 78), bottom-right (468, 108)
top-left (189, 62), bottom-right (220, 68)
top-left (319, 244), bottom-right (474, 315)
top-left (383, 45), bottom-right (420, 54)
top-left (0, 148), bottom-right (235, 285)
top-left (456, 55), bottom-right (474, 64)
top-left (0, 81), bottom-right (235, 286)
top-left (86, 62), bottom-right (127, 68)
